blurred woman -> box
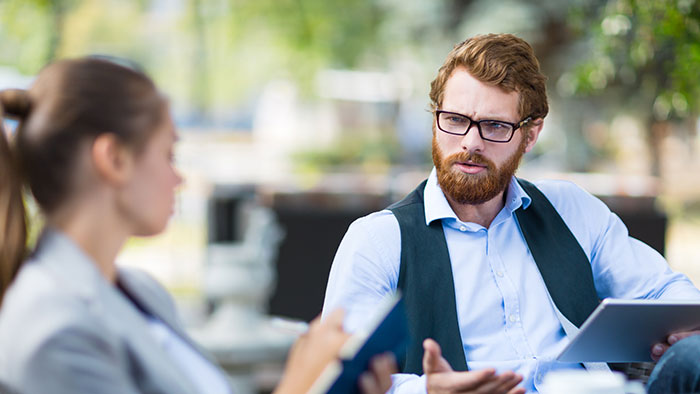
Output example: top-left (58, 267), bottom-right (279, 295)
top-left (0, 58), bottom-right (394, 394)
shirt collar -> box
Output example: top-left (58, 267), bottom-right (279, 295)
top-left (505, 176), bottom-right (532, 211)
top-left (424, 168), bottom-right (457, 225)
top-left (423, 167), bottom-right (532, 226)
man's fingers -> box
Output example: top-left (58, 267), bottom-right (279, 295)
top-left (423, 338), bottom-right (459, 375)
top-left (507, 386), bottom-right (527, 394)
top-left (423, 339), bottom-right (445, 374)
top-left (651, 342), bottom-right (669, 361)
top-left (467, 371), bottom-right (522, 394)
top-left (491, 372), bottom-right (523, 393)
top-left (423, 339), bottom-right (441, 356)
top-left (438, 368), bottom-right (497, 390)
top-left (651, 330), bottom-right (700, 361)
top-left (668, 330), bottom-right (700, 345)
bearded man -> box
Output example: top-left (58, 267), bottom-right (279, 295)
top-left (321, 34), bottom-right (700, 394)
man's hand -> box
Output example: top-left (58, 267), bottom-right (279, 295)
top-left (651, 330), bottom-right (700, 361)
top-left (423, 339), bottom-right (525, 394)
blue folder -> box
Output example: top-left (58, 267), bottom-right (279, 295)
top-left (314, 294), bottom-right (410, 394)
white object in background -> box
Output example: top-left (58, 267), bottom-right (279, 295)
top-left (191, 202), bottom-right (296, 394)
top-left (203, 204), bottom-right (282, 332)
top-left (540, 370), bottom-right (646, 394)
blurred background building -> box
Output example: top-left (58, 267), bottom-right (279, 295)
top-left (2, 0), bottom-right (700, 391)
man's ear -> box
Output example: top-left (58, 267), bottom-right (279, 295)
top-left (91, 133), bottom-right (133, 186)
top-left (523, 118), bottom-right (544, 153)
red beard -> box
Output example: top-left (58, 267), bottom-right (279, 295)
top-left (432, 134), bottom-right (528, 205)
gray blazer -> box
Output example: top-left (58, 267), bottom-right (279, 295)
top-left (0, 230), bottom-right (224, 394)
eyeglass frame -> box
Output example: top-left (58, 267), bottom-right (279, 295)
top-left (435, 110), bottom-right (532, 143)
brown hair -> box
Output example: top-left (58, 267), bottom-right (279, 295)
top-left (429, 33), bottom-right (549, 120)
top-left (0, 92), bottom-right (27, 305)
top-left (0, 57), bottom-right (166, 303)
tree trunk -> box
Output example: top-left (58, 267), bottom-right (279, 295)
top-left (46, 0), bottom-right (66, 63)
top-left (190, 0), bottom-right (208, 122)
top-left (647, 119), bottom-right (669, 178)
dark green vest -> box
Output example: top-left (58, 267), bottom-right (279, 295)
top-left (388, 178), bottom-right (599, 374)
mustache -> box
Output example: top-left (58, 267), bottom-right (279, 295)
top-left (445, 151), bottom-right (494, 169)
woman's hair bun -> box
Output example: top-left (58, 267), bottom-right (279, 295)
top-left (0, 89), bottom-right (31, 120)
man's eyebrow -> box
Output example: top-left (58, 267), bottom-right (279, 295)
top-left (443, 109), bottom-right (516, 121)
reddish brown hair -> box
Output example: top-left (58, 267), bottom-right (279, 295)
top-left (429, 33), bottom-right (548, 120)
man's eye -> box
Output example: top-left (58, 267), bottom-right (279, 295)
top-left (447, 116), bottom-right (467, 123)
top-left (483, 121), bottom-right (508, 130)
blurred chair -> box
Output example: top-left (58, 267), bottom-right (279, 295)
top-left (203, 199), bottom-right (284, 336)
top-left (191, 185), bottom-right (296, 394)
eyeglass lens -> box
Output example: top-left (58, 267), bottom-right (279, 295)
top-left (438, 112), bottom-right (513, 141)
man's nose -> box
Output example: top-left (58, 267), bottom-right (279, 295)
top-left (460, 123), bottom-right (485, 153)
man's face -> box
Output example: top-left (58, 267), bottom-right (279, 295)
top-left (432, 67), bottom-right (535, 205)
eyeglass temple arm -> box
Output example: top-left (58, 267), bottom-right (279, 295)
top-left (518, 117), bottom-right (533, 128)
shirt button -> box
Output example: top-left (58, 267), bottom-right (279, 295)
top-left (509, 314), bottom-right (518, 323)
top-left (496, 271), bottom-right (504, 277)
top-left (459, 225), bottom-right (466, 232)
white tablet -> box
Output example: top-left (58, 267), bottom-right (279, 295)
top-left (556, 299), bottom-right (700, 362)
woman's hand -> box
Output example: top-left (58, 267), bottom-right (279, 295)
top-left (359, 353), bottom-right (397, 394)
top-left (275, 309), bottom-right (397, 394)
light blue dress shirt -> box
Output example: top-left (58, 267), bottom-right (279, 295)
top-left (322, 168), bottom-right (700, 393)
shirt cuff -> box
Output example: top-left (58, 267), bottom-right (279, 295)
top-left (388, 373), bottom-right (426, 394)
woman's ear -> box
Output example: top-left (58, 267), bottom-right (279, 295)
top-left (91, 133), bottom-right (133, 186)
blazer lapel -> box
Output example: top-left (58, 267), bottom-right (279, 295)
top-left (116, 269), bottom-right (223, 367)
top-left (96, 282), bottom-right (200, 394)
top-left (36, 230), bottom-right (199, 394)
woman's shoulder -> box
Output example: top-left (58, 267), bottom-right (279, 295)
top-left (0, 260), bottom-right (111, 378)
top-left (0, 259), bottom-right (103, 338)
top-left (1, 259), bottom-right (77, 324)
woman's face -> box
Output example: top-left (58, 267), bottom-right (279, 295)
top-left (117, 109), bottom-right (183, 237)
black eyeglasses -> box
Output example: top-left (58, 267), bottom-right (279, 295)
top-left (435, 110), bottom-right (532, 143)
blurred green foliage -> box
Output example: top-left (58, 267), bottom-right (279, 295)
top-left (0, 0), bottom-right (448, 107)
top-left (2, 0), bottom-right (698, 174)
top-left (292, 130), bottom-right (402, 173)
top-left (568, 0), bottom-right (700, 121)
